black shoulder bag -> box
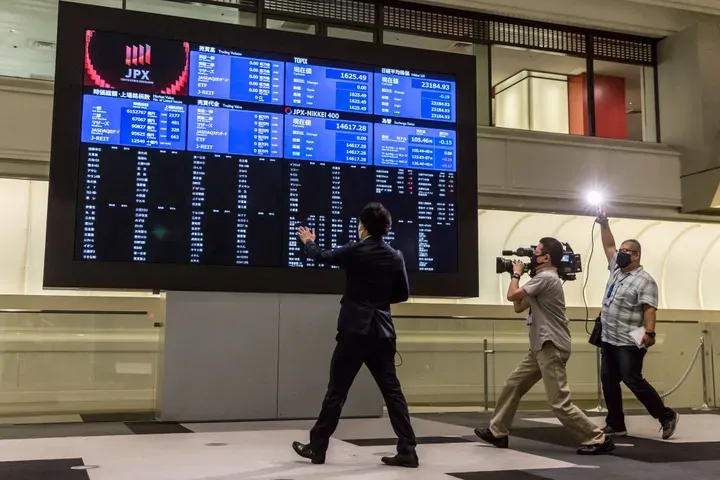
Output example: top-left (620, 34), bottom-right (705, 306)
top-left (588, 315), bottom-right (602, 348)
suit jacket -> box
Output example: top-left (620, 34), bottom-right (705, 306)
top-left (304, 236), bottom-right (409, 339)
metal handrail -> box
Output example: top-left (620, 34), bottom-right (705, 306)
top-left (394, 314), bottom-right (699, 324)
top-left (0, 309), bottom-right (148, 315)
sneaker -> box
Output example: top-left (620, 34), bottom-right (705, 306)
top-left (661, 412), bottom-right (679, 440)
top-left (601, 425), bottom-right (628, 436)
top-left (380, 451), bottom-right (419, 468)
top-left (576, 437), bottom-right (615, 455)
top-left (474, 428), bottom-right (509, 448)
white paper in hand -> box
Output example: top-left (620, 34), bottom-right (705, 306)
top-left (629, 326), bottom-right (646, 349)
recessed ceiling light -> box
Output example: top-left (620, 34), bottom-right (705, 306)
top-left (9, 29), bottom-right (16, 33)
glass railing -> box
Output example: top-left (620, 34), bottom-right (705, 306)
top-left (0, 308), bottom-right (158, 417)
top-left (393, 315), bottom-right (712, 412)
top-left (0, 307), bottom-right (714, 418)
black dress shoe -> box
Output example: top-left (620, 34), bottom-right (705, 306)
top-left (381, 451), bottom-right (419, 468)
top-left (601, 425), bottom-right (628, 437)
top-left (474, 428), bottom-right (509, 448)
top-left (576, 437), bottom-right (615, 455)
top-left (292, 441), bottom-right (325, 464)
top-left (661, 411), bottom-right (679, 440)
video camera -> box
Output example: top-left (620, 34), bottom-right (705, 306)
top-left (496, 243), bottom-right (582, 281)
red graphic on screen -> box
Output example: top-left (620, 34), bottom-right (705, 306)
top-left (84, 30), bottom-right (189, 95)
top-left (125, 44), bottom-right (151, 66)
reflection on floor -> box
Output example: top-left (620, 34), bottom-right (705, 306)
top-left (1, 412), bottom-right (720, 479)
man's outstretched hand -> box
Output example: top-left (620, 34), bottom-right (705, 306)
top-left (595, 209), bottom-right (609, 227)
top-left (297, 226), bottom-right (316, 245)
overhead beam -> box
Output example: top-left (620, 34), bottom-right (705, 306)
top-left (414, 0), bottom-right (717, 37)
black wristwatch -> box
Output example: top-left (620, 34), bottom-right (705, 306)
top-left (512, 273), bottom-right (521, 280)
top-left (645, 331), bottom-right (656, 338)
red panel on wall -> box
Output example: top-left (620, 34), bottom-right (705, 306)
top-left (566, 73), bottom-right (627, 139)
top-left (593, 74), bottom-right (627, 140)
top-left (568, 74), bottom-right (587, 135)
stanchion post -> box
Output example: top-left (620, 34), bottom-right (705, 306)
top-left (711, 340), bottom-right (717, 408)
top-left (692, 336), bottom-right (716, 411)
top-left (483, 339), bottom-right (489, 411)
top-left (701, 337), bottom-right (709, 405)
top-left (597, 347), bottom-right (604, 409)
top-left (585, 347), bottom-right (607, 413)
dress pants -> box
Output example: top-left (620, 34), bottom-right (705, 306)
top-left (601, 342), bottom-right (675, 429)
top-left (309, 332), bottom-right (417, 455)
top-left (490, 341), bottom-right (605, 446)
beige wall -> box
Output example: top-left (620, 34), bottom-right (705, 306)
top-left (393, 303), bottom-right (717, 409)
top-left (1, 206), bottom-right (719, 414)
top-left (0, 77), bottom-right (52, 180)
top-left (476, 127), bottom-right (682, 210)
top-left (408, 209), bottom-right (720, 311)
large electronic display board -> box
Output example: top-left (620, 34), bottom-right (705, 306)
top-left (45, 3), bottom-right (478, 296)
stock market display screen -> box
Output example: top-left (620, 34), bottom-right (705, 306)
top-left (76, 30), bottom-right (459, 273)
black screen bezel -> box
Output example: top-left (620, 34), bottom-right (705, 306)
top-left (44, 2), bottom-right (478, 297)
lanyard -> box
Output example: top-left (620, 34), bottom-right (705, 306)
top-left (606, 273), bottom-right (630, 304)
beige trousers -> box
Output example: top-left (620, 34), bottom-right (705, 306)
top-left (490, 341), bottom-right (605, 446)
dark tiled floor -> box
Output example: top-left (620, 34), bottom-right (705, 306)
top-left (123, 421), bottom-right (193, 435)
top-left (0, 458), bottom-right (90, 480)
top-left (503, 426), bottom-right (720, 463)
top-left (79, 411), bottom-right (155, 423)
top-left (450, 471), bottom-right (550, 480)
top-left (1, 410), bottom-right (719, 479)
top-left (0, 422), bottom-right (132, 440)
top-left (346, 435), bottom-right (474, 447)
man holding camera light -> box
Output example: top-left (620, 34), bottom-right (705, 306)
top-left (475, 237), bottom-right (614, 455)
top-left (596, 211), bottom-right (679, 440)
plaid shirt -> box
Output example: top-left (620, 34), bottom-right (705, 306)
top-left (600, 252), bottom-right (659, 347)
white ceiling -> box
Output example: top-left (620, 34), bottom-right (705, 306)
top-left (0, 0), bottom-right (667, 110)
top-left (417, 0), bottom-right (719, 37)
top-left (624, 0), bottom-right (720, 15)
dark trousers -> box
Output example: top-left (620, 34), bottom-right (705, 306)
top-left (601, 342), bottom-right (674, 429)
top-left (309, 333), bottom-right (417, 455)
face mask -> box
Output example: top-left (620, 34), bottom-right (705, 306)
top-left (616, 251), bottom-right (632, 269)
top-left (530, 253), bottom-right (547, 269)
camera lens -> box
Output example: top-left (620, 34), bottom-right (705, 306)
top-left (496, 257), bottom-right (513, 275)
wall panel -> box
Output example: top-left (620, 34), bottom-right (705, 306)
top-left (477, 127), bottom-right (682, 209)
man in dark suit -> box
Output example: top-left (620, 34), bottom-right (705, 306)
top-left (292, 202), bottom-right (418, 468)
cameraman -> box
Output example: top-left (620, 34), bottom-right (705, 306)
top-left (596, 212), bottom-right (678, 439)
top-left (475, 238), bottom-right (614, 455)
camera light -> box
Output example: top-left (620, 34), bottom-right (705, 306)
top-left (586, 191), bottom-right (603, 206)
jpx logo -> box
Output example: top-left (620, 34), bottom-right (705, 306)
top-left (125, 69), bottom-right (150, 80)
top-left (294, 57), bottom-right (308, 64)
top-left (124, 44), bottom-right (152, 82)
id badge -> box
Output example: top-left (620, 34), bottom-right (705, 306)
top-left (526, 313), bottom-right (533, 325)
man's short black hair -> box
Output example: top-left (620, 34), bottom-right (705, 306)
top-left (360, 202), bottom-right (392, 237)
top-left (539, 237), bottom-right (564, 268)
top-left (622, 239), bottom-right (642, 255)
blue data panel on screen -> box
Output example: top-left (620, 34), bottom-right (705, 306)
top-left (80, 93), bottom-right (186, 149)
top-left (375, 70), bottom-right (455, 123)
top-left (190, 49), bottom-right (284, 104)
top-left (285, 115), bottom-right (372, 165)
top-left (188, 104), bottom-right (283, 157)
top-left (374, 123), bottom-right (456, 172)
top-left (286, 61), bottom-right (373, 114)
